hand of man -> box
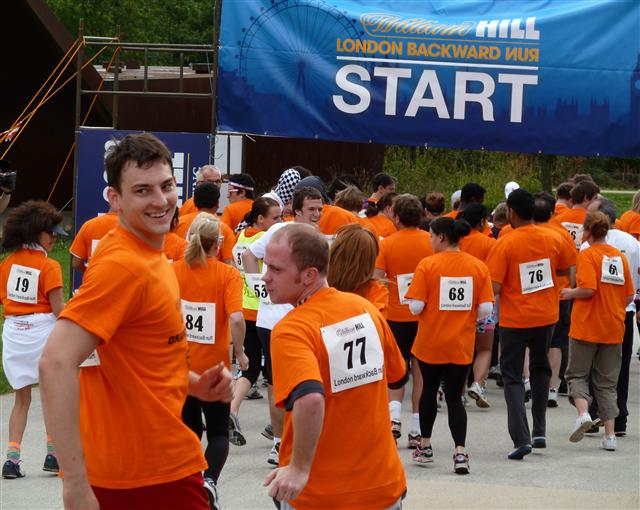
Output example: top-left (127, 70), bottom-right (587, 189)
top-left (559, 288), bottom-right (572, 300)
top-left (237, 351), bottom-right (249, 371)
top-left (264, 465), bottom-right (310, 503)
top-left (190, 362), bottom-right (233, 402)
top-left (63, 480), bottom-right (100, 510)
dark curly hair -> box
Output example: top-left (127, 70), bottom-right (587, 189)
top-left (2, 200), bottom-right (64, 250)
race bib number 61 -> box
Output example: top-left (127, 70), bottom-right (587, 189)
top-left (601, 255), bottom-right (624, 285)
top-left (321, 312), bottom-right (384, 393)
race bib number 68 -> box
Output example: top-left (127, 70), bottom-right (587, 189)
top-left (321, 312), bottom-right (384, 393)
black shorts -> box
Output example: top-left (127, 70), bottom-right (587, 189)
top-left (256, 326), bottom-right (273, 385)
top-left (550, 300), bottom-right (571, 349)
top-left (387, 320), bottom-right (419, 362)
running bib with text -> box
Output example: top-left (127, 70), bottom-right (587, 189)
top-left (79, 350), bottom-right (101, 368)
top-left (601, 255), bottom-right (625, 285)
top-left (519, 258), bottom-right (554, 294)
top-left (181, 300), bottom-right (216, 344)
top-left (232, 243), bottom-right (248, 272)
top-left (7, 264), bottom-right (40, 304)
top-left (397, 273), bottom-right (414, 305)
top-left (562, 222), bottom-right (583, 249)
top-left (439, 277), bottom-right (473, 311)
top-left (90, 239), bottom-right (100, 257)
top-left (246, 273), bottom-right (272, 305)
top-left (321, 312), bottom-right (384, 394)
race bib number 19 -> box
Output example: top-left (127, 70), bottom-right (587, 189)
top-left (601, 255), bottom-right (624, 285)
top-left (181, 300), bottom-right (216, 344)
top-left (7, 264), bottom-right (40, 304)
top-left (439, 277), bottom-right (473, 311)
top-left (519, 258), bottom-right (554, 294)
top-left (321, 312), bottom-right (384, 393)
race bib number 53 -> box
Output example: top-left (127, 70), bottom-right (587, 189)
top-left (245, 273), bottom-right (272, 305)
top-left (7, 264), bottom-right (40, 304)
top-left (519, 258), bottom-right (554, 294)
top-left (321, 312), bottom-right (384, 393)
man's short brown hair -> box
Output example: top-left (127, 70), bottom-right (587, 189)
top-left (105, 133), bottom-right (173, 192)
top-left (272, 223), bottom-right (329, 276)
top-left (570, 181), bottom-right (600, 204)
top-left (393, 193), bottom-right (423, 227)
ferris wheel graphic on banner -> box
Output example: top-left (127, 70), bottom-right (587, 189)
top-left (235, 0), bottom-right (367, 102)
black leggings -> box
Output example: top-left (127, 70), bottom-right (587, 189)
top-left (240, 320), bottom-right (263, 385)
top-left (418, 361), bottom-right (470, 447)
top-left (182, 396), bottom-right (230, 483)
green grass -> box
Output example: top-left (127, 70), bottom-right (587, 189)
top-left (0, 240), bottom-right (71, 395)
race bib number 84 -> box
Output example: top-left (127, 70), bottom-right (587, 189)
top-left (181, 300), bottom-right (216, 344)
top-left (321, 312), bottom-right (384, 394)
top-left (7, 264), bottom-right (40, 304)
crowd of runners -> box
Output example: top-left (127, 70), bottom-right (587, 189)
top-left (0, 133), bottom-right (637, 509)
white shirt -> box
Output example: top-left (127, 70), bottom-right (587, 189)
top-left (581, 229), bottom-right (640, 312)
top-left (248, 222), bottom-right (293, 329)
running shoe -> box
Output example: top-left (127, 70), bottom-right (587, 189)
top-left (507, 445), bottom-right (532, 460)
top-left (228, 413), bottom-right (246, 446)
top-left (461, 395), bottom-right (469, 407)
top-left (601, 435), bottom-right (617, 451)
top-left (487, 365), bottom-right (500, 380)
top-left (43, 454), bottom-right (59, 473)
top-left (569, 413), bottom-right (593, 443)
top-left (558, 380), bottom-right (568, 395)
top-left (524, 379), bottom-right (532, 403)
top-left (203, 476), bottom-right (222, 510)
top-left (391, 420), bottom-right (402, 439)
top-left (2, 460), bottom-right (25, 479)
top-left (547, 388), bottom-right (558, 408)
top-left (585, 417), bottom-right (602, 435)
top-left (412, 445), bottom-right (433, 464)
top-left (261, 423), bottom-right (274, 441)
top-left (245, 385), bottom-right (263, 400)
top-left (407, 433), bottom-right (421, 450)
top-left (267, 443), bottom-right (280, 466)
top-left (453, 453), bottom-right (470, 474)
top-left (467, 382), bottom-right (490, 408)
top-left (532, 437), bottom-right (546, 449)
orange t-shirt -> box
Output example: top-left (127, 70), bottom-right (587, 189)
top-left (60, 226), bottom-right (206, 489)
top-left (271, 287), bottom-right (406, 509)
top-left (318, 204), bottom-right (357, 236)
top-left (554, 202), bottom-right (569, 217)
top-left (69, 212), bottom-right (118, 262)
top-left (459, 228), bottom-right (496, 262)
top-left (365, 214), bottom-right (397, 239)
top-left (406, 251), bottom-right (494, 365)
top-left (553, 207), bottom-right (587, 249)
top-left (179, 197), bottom-right (197, 217)
top-left (486, 224), bottom-right (572, 328)
top-left (0, 248), bottom-right (63, 317)
top-left (172, 257), bottom-right (244, 373)
top-left (164, 232), bottom-right (187, 263)
top-left (618, 210), bottom-right (640, 237)
top-left (538, 221), bottom-right (577, 296)
top-left (497, 224), bottom-right (514, 239)
top-left (221, 199), bottom-right (253, 232)
top-left (443, 210), bottom-right (458, 219)
top-left (358, 279), bottom-right (389, 318)
top-left (569, 244), bottom-right (634, 344)
top-left (175, 212), bottom-right (235, 263)
top-left (376, 228), bottom-right (433, 322)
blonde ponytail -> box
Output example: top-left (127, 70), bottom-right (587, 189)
top-left (184, 213), bottom-right (220, 268)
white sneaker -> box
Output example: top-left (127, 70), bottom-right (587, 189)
top-left (601, 435), bottom-right (617, 451)
top-left (547, 388), bottom-right (558, 408)
top-left (570, 413), bottom-right (593, 443)
top-left (203, 477), bottom-right (221, 510)
top-left (267, 442), bottom-right (280, 466)
top-left (524, 379), bottom-right (532, 403)
top-left (468, 382), bottom-right (490, 408)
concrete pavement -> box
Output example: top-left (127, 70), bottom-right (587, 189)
top-left (1, 348), bottom-right (639, 509)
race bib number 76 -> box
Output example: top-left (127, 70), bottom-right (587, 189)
top-left (321, 312), bottom-right (384, 394)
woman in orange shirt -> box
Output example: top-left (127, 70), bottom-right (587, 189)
top-left (561, 211), bottom-right (634, 451)
top-left (0, 201), bottom-right (65, 479)
top-left (405, 217), bottom-right (494, 474)
top-left (229, 197), bottom-right (282, 445)
top-left (327, 223), bottom-right (389, 317)
top-left (172, 213), bottom-right (247, 492)
top-left (363, 191), bottom-right (398, 239)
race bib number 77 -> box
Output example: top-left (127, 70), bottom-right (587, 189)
top-left (321, 312), bottom-right (384, 394)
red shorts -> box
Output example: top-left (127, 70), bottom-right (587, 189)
top-left (92, 472), bottom-right (209, 510)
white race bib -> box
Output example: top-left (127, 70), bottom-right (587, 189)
top-left (439, 277), bottom-right (473, 311)
top-left (7, 264), bottom-right (40, 304)
top-left (181, 300), bottom-right (216, 344)
top-left (79, 350), bottom-right (101, 367)
top-left (519, 258), bottom-right (554, 294)
top-left (90, 239), bottom-right (100, 257)
top-left (397, 273), bottom-right (414, 305)
top-left (232, 243), bottom-right (248, 272)
top-left (601, 255), bottom-right (625, 285)
top-left (321, 312), bottom-right (384, 393)
top-left (562, 222), bottom-right (583, 249)
top-left (245, 273), bottom-right (272, 305)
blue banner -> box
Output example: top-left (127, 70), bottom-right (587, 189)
top-left (74, 128), bottom-right (210, 288)
top-left (217, 0), bottom-right (640, 157)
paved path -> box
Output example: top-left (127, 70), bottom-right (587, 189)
top-left (1, 346), bottom-right (639, 509)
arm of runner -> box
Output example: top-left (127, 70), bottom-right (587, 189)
top-left (407, 299), bottom-right (425, 315)
top-left (560, 287), bottom-right (595, 300)
top-left (492, 281), bottom-right (501, 295)
top-left (230, 311), bottom-right (248, 370)
top-left (48, 287), bottom-right (64, 316)
top-left (477, 301), bottom-right (492, 319)
top-left (71, 256), bottom-right (86, 273)
top-left (39, 319), bottom-right (100, 510)
top-left (242, 249), bottom-right (261, 274)
top-left (188, 362), bottom-right (234, 402)
top-left (569, 265), bottom-right (576, 288)
top-left (264, 391), bottom-right (324, 502)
